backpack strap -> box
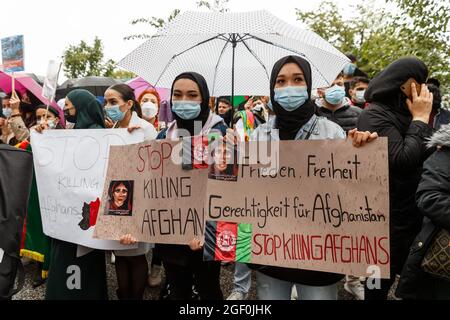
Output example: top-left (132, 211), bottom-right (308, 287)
top-left (298, 115), bottom-right (319, 140)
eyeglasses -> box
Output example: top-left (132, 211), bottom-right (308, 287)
top-left (114, 188), bottom-right (128, 194)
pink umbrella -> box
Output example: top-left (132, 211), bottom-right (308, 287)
top-left (0, 71), bottom-right (65, 126)
top-left (126, 77), bottom-right (173, 123)
top-left (126, 77), bottom-right (170, 102)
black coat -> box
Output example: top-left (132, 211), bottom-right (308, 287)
top-left (356, 57), bottom-right (434, 273)
top-left (316, 102), bottom-right (362, 132)
top-left (358, 103), bottom-right (434, 272)
top-left (0, 145), bottom-right (33, 299)
top-left (396, 127), bottom-right (450, 299)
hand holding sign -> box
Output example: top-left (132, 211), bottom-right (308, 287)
top-left (9, 91), bottom-right (20, 112)
top-left (348, 129), bottom-right (378, 148)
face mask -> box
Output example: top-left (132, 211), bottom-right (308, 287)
top-left (38, 119), bottom-right (56, 129)
top-left (2, 108), bottom-right (12, 118)
top-left (47, 119), bottom-right (56, 129)
top-left (105, 105), bottom-right (127, 122)
top-left (141, 102), bottom-right (158, 118)
top-left (267, 101), bottom-right (273, 111)
top-left (343, 63), bottom-right (357, 76)
top-left (354, 90), bottom-right (366, 104)
top-left (324, 85), bottom-right (346, 105)
top-left (64, 110), bottom-right (77, 123)
top-left (172, 101), bottom-right (201, 120)
top-left (274, 86), bottom-right (309, 112)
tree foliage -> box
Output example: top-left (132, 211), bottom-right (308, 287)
top-left (124, 0), bottom-right (230, 40)
top-left (123, 9), bottom-right (181, 40)
top-left (62, 37), bottom-right (116, 79)
top-left (296, 0), bottom-right (450, 84)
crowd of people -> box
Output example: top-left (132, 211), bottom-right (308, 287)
top-left (1, 53), bottom-right (449, 300)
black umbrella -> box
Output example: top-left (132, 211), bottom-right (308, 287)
top-left (55, 76), bottom-right (121, 100)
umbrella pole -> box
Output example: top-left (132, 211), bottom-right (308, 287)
top-left (231, 34), bottom-right (236, 127)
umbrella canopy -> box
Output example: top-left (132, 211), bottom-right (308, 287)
top-left (119, 10), bottom-right (350, 98)
top-left (126, 77), bottom-right (170, 102)
top-left (55, 76), bottom-right (121, 100)
top-left (0, 71), bottom-right (64, 123)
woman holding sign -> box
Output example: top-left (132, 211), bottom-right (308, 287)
top-left (45, 89), bottom-right (109, 300)
top-left (104, 83), bottom-right (157, 300)
top-left (249, 55), bottom-right (378, 300)
top-left (104, 84), bottom-right (157, 141)
top-left (121, 72), bottom-right (227, 300)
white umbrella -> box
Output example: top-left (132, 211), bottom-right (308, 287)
top-left (119, 10), bottom-right (349, 100)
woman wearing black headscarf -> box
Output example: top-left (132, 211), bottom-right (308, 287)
top-left (122, 72), bottom-right (227, 300)
top-left (159, 72), bottom-right (227, 139)
top-left (250, 55), bottom-right (378, 300)
top-left (45, 89), bottom-right (108, 300)
top-left (356, 57), bottom-right (434, 300)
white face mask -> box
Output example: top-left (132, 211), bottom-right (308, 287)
top-left (38, 119), bottom-right (56, 129)
top-left (141, 102), bottom-right (158, 118)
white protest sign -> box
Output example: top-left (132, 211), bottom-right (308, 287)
top-left (31, 129), bottom-right (144, 250)
top-left (42, 60), bottom-right (61, 101)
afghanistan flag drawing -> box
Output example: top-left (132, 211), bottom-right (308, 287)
top-left (203, 221), bottom-right (252, 263)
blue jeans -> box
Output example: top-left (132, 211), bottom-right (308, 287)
top-left (256, 271), bottom-right (338, 300)
top-left (233, 263), bottom-right (252, 293)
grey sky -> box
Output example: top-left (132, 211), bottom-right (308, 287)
top-left (0, 0), bottom-right (384, 81)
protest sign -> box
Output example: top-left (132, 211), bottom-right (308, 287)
top-left (42, 60), bottom-right (61, 101)
top-left (94, 136), bottom-right (390, 278)
top-left (204, 138), bottom-right (390, 278)
top-left (94, 138), bottom-right (209, 245)
top-left (1, 35), bottom-right (24, 72)
top-left (31, 129), bottom-right (144, 250)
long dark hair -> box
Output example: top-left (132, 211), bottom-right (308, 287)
top-left (107, 84), bottom-right (142, 118)
top-left (108, 181), bottom-right (133, 211)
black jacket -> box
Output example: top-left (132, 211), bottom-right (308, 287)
top-left (0, 145), bottom-right (33, 299)
top-left (358, 103), bottom-right (434, 271)
top-left (357, 57), bottom-right (434, 273)
top-left (396, 125), bottom-right (450, 299)
top-left (316, 98), bottom-right (362, 132)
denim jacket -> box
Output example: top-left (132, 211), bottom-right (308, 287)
top-left (251, 114), bottom-right (346, 141)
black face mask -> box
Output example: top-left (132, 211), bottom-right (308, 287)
top-left (64, 110), bottom-right (77, 123)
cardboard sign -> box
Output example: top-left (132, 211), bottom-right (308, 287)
top-left (94, 138), bottom-right (208, 244)
top-left (204, 138), bottom-right (390, 278)
top-left (31, 129), bottom-right (144, 250)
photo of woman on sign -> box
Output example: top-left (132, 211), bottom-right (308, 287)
top-left (106, 181), bottom-right (133, 216)
top-left (209, 139), bottom-right (239, 182)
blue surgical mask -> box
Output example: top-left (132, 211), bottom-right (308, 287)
top-left (324, 85), bottom-right (346, 105)
top-left (2, 108), bottom-right (12, 118)
top-left (172, 101), bottom-right (201, 120)
top-left (267, 101), bottom-right (273, 111)
top-left (274, 86), bottom-right (309, 112)
top-left (343, 63), bottom-right (356, 76)
top-left (354, 90), bottom-right (366, 104)
top-left (105, 105), bottom-right (126, 122)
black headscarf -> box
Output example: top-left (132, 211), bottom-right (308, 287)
top-left (270, 55), bottom-right (316, 140)
top-left (365, 57), bottom-right (428, 129)
top-left (170, 72), bottom-right (211, 136)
